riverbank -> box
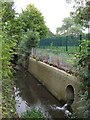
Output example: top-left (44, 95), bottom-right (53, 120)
top-left (2, 66), bottom-right (18, 119)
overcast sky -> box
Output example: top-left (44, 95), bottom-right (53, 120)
top-left (14, 0), bottom-right (73, 34)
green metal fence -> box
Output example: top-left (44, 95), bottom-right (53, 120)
top-left (33, 34), bottom-right (88, 72)
top-left (39, 35), bottom-right (86, 53)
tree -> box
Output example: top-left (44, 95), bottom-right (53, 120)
top-left (2, 2), bottom-right (15, 23)
top-left (19, 30), bottom-right (40, 54)
top-left (19, 4), bottom-right (48, 39)
top-left (56, 17), bottom-right (83, 35)
top-left (66, 0), bottom-right (90, 27)
top-left (17, 3), bottom-right (49, 60)
top-left (66, 0), bottom-right (89, 4)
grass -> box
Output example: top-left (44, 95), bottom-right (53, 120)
top-left (35, 46), bottom-right (78, 73)
top-left (36, 47), bottom-right (77, 65)
top-left (39, 46), bottom-right (79, 54)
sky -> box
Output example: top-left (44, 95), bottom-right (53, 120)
top-left (14, 0), bottom-right (73, 34)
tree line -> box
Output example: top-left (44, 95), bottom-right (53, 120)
top-left (1, 1), bottom-right (50, 118)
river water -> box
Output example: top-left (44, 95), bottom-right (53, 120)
top-left (14, 65), bottom-right (72, 119)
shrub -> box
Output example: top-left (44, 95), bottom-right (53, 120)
top-left (21, 108), bottom-right (45, 119)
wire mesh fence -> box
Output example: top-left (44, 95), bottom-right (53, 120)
top-left (31, 47), bottom-right (77, 74)
top-left (39, 34), bottom-right (87, 53)
top-left (30, 34), bottom-right (87, 74)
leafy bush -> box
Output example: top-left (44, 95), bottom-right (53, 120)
top-left (75, 39), bottom-right (90, 118)
top-left (1, 2), bottom-right (18, 118)
top-left (21, 108), bottom-right (45, 119)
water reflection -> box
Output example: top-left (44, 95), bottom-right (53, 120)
top-left (14, 65), bottom-right (70, 119)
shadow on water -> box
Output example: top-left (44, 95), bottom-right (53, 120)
top-left (14, 65), bottom-right (72, 119)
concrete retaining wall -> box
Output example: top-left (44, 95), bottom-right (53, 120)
top-left (28, 58), bottom-right (88, 118)
top-left (28, 58), bottom-right (81, 108)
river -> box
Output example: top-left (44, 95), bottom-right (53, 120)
top-left (14, 65), bottom-right (72, 119)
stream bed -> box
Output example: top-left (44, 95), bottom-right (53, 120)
top-left (14, 65), bottom-right (72, 119)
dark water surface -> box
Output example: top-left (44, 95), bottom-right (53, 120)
top-left (14, 65), bottom-right (69, 119)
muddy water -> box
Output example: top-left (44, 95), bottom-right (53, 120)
top-left (14, 65), bottom-right (70, 119)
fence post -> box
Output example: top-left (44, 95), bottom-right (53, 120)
top-left (66, 36), bottom-right (68, 52)
top-left (79, 34), bottom-right (82, 52)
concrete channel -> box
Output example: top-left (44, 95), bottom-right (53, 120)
top-left (14, 65), bottom-right (71, 119)
top-left (28, 57), bottom-right (83, 118)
